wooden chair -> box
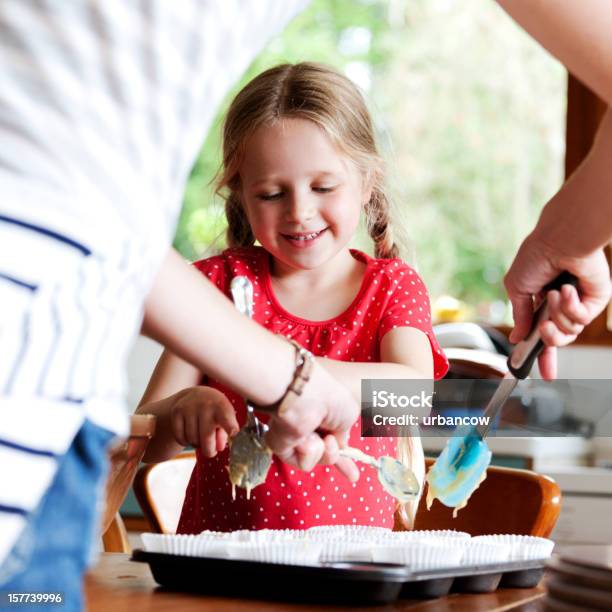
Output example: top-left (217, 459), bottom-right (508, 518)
top-left (443, 347), bottom-right (509, 379)
top-left (394, 459), bottom-right (562, 536)
top-left (133, 452), bottom-right (560, 538)
top-left (133, 451), bottom-right (196, 534)
top-left (101, 414), bottom-right (156, 552)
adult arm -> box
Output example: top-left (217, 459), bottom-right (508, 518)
top-left (504, 110), bottom-right (612, 378)
top-left (141, 248), bottom-right (360, 473)
top-left (497, 0), bottom-right (612, 106)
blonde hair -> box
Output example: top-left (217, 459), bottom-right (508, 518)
top-left (217, 61), bottom-right (399, 260)
top-left (217, 62), bottom-right (422, 528)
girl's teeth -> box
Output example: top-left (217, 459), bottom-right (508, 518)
top-left (292, 231), bottom-right (319, 241)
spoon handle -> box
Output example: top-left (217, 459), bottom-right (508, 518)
top-left (230, 276), bottom-right (264, 435)
top-left (230, 276), bottom-right (254, 319)
top-left (339, 446), bottom-right (379, 468)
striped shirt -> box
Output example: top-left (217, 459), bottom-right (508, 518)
top-left (0, 0), bottom-right (309, 566)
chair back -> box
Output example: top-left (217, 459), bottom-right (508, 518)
top-left (101, 414), bottom-right (156, 552)
top-left (394, 459), bottom-right (562, 536)
top-left (133, 451), bottom-right (196, 533)
top-left (134, 452), bottom-right (560, 538)
top-left (443, 347), bottom-right (509, 379)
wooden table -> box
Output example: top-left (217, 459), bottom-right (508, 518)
top-left (85, 553), bottom-right (546, 612)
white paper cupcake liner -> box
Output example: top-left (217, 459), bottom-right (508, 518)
top-left (196, 530), bottom-right (234, 540)
top-left (231, 540), bottom-right (323, 565)
top-left (140, 533), bottom-right (229, 558)
top-left (380, 530), bottom-right (471, 542)
top-left (371, 540), bottom-right (465, 570)
top-left (461, 541), bottom-right (511, 565)
top-left (318, 541), bottom-right (372, 562)
top-left (197, 528), bottom-right (309, 546)
top-left (244, 529), bottom-right (307, 542)
top-left (306, 525), bottom-right (391, 541)
top-left (141, 529), bottom-right (551, 569)
top-left (471, 535), bottom-right (554, 560)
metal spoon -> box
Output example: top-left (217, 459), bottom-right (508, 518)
top-left (230, 276), bottom-right (268, 440)
top-left (228, 276), bottom-right (272, 498)
top-left (340, 446), bottom-right (420, 502)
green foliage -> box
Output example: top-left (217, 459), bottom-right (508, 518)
top-left (174, 0), bottom-right (565, 321)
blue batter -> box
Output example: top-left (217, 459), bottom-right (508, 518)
top-left (426, 424), bottom-right (492, 516)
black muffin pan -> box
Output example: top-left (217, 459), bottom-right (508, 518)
top-left (398, 559), bottom-right (546, 599)
top-left (131, 549), bottom-right (546, 605)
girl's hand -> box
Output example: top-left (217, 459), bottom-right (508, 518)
top-left (170, 386), bottom-right (240, 457)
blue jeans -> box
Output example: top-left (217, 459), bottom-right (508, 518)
top-left (0, 420), bottom-right (115, 612)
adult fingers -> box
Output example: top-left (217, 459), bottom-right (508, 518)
top-left (265, 403), bottom-right (323, 458)
top-left (573, 250), bottom-right (612, 321)
top-left (538, 319), bottom-right (577, 349)
top-left (537, 346), bottom-right (557, 381)
top-left (318, 435), bottom-right (359, 483)
top-left (503, 234), bottom-right (559, 343)
top-left (507, 293), bottom-right (536, 344)
top-left (546, 289), bottom-right (584, 336)
top-left (560, 284), bottom-right (591, 325)
top-left (333, 457), bottom-right (360, 483)
top-left (294, 433), bottom-right (326, 472)
top-left (266, 362), bottom-right (358, 462)
top-left (319, 433), bottom-right (340, 464)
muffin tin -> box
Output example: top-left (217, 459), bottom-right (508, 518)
top-left (131, 549), bottom-right (547, 605)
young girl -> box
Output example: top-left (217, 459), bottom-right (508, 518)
top-left (137, 62), bottom-right (448, 533)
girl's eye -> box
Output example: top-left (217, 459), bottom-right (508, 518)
top-left (257, 192), bottom-right (283, 201)
top-left (313, 186), bottom-right (336, 193)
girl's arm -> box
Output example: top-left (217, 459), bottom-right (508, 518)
top-left (317, 327), bottom-right (434, 409)
top-left (135, 349), bottom-right (202, 462)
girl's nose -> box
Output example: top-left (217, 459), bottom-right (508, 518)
top-left (285, 192), bottom-right (316, 224)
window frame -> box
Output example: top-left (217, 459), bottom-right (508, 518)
top-left (564, 74), bottom-right (611, 345)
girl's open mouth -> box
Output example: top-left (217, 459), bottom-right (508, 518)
top-left (281, 228), bottom-right (328, 248)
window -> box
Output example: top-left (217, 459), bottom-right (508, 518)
top-left (175, 0), bottom-right (566, 327)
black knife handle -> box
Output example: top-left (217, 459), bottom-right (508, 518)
top-left (507, 271), bottom-right (579, 379)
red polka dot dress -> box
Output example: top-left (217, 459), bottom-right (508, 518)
top-left (176, 246), bottom-right (448, 534)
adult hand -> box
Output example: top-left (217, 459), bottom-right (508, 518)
top-left (264, 361), bottom-right (360, 482)
top-left (504, 229), bottom-right (611, 379)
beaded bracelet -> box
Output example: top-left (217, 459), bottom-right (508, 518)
top-left (250, 337), bottom-right (314, 414)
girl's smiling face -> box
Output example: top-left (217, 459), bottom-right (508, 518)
top-left (238, 118), bottom-right (372, 273)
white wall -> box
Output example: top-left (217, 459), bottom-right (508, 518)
top-left (556, 345), bottom-right (612, 379)
top-left (126, 336), bottom-right (163, 411)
